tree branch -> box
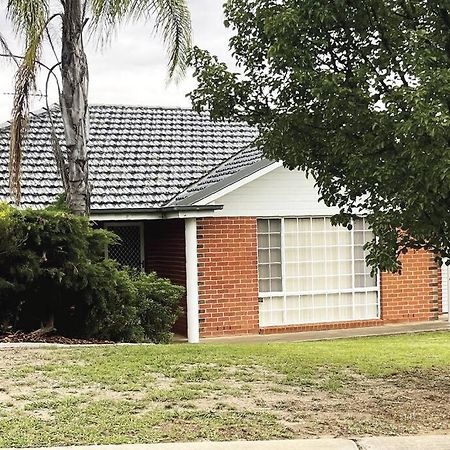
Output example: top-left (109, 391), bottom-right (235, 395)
top-left (0, 53), bottom-right (61, 89)
top-left (45, 62), bottom-right (69, 192)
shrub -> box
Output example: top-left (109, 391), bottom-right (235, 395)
top-left (132, 271), bottom-right (184, 343)
top-left (78, 264), bottom-right (183, 343)
top-left (0, 203), bottom-right (184, 342)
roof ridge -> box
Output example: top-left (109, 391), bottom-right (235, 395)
top-left (87, 104), bottom-right (250, 125)
top-left (1, 104), bottom-right (58, 131)
top-left (89, 103), bottom-right (195, 111)
top-left (1, 103), bottom-right (253, 134)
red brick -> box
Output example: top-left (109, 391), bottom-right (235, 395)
top-left (380, 250), bottom-right (439, 322)
top-left (197, 217), bottom-right (259, 337)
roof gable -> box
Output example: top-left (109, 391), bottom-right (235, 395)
top-left (170, 146), bottom-right (275, 206)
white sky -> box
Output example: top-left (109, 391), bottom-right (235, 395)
top-left (0, 0), bottom-right (233, 122)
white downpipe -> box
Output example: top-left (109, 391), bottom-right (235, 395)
top-left (442, 262), bottom-right (450, 320)
top-left (447, 265), bottom-right (450, 322)
top-left (185, 218), bottom-right (200, 343)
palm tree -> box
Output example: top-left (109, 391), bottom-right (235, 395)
top-left (2, 0), bottom-right (191, 215)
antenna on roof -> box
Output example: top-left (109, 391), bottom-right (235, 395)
top-left (2, 92), bottom-right (47, 98)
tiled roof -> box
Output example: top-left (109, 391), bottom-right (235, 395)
top-left (171, 145), bottom-right (271, 205)
top-left (0, 105), bottom-right (259, 210)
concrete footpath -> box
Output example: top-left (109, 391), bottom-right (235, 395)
top-left (4, 436), bottom-right (450, 450)
top-left (200, 316), bottom-right (450, 344)
top-left (1, 316), bottom-right (449, 349)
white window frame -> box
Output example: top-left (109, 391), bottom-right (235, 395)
top-left (105, 221), bottom-right (145, 271)
top-left (257, 216), bottom-right (381, 326)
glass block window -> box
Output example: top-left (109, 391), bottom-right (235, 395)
top-left (257, 217), bottom-right (379, 327)
top-left (257, 219), bottom-right (282, 293)
top-left (107, 223), bottom-right (144, 270)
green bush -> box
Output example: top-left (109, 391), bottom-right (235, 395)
top-left (133, 271), bottom-right (184, 343)
top-left (0, 203), bottom-right (184, 342)
top-left (81, 264), bottom-right (183, 343)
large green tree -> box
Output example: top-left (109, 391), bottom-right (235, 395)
top-left (190, 0), bottom-right (450, 271)
top-left (2, 0), bottom-right (191, 215)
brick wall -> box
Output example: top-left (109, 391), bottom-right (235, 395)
top-left (380, 250), bottom-right (440, 322)
top-left (195, 218), bottom-right (440, 338)
top-left (197, 217), bottom-right (259, 337)
top-left (260, 320), bottom-right (384, 334)
top-left (142, 217), bottom-right (440, 339)
top-left (145, 219), bottom-right (187, 335)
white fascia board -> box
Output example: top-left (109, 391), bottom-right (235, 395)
top-left (90, 211), bottom-right (164, 222)
top-left (195, 161), bottom-right (283, 206)
top-left (163, 210), bottom-right (219, 219)
top-left (91, 209), bottom-right (221, 222)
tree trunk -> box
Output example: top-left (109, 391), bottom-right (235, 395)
top-left (60, 0), bottom-right (90, 216)
top-left (31, 314), bottom-right (55, 337)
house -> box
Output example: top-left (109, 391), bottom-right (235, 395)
top-left (0, 105), bottom-right (447, 343)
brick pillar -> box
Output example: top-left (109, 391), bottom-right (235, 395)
top-left (197, 217), bottom-right (259, 337)
top-left (380, 250), bottom-right (439, 322)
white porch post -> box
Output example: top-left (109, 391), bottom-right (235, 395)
top-left (442, 262), bottom-right (450, 321)
top-left (185, 218), bottom-right (200, 343)
top-left (447, 264), bottom-right (450, 322)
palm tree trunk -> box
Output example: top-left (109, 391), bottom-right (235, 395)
top-left (60, 0), bottom-right (90, 215)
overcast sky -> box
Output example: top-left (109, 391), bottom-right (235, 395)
top-left (0, 1), bottom-right (233, 122)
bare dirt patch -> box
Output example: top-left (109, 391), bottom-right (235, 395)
top-left (163, 367), bottom-right (450, 438)
top-left (0, 347), bottom-right (53, 364)
top-left (0, 349), bottom-right (163, 413)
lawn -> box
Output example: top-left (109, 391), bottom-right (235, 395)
top-left (1, 332), bottom-right (449, 447)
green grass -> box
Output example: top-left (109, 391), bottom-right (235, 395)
top-left (1, 331), bottom-right (449, 447)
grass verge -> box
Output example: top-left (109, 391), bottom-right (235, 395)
top-left (0, 331), bottom-right (449, 447)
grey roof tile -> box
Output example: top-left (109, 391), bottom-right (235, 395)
top-left (170, 145), bottom-right (268, 205)
top-left (0, 105), bottom-right (259, 210)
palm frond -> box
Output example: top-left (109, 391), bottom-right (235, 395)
top-left (149, 0), bottom-right (192, 80)
top-left (89, 0), bottom-right (192, 81)
top-left (9, 63), bottom-right (32, 204)
top-left (6, 0), bottom-right (49, 203)
top-left (6, 0), bottom-right (49, 55)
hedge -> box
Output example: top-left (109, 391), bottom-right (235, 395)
top-left (0, 203), bottom-right (184, 343)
